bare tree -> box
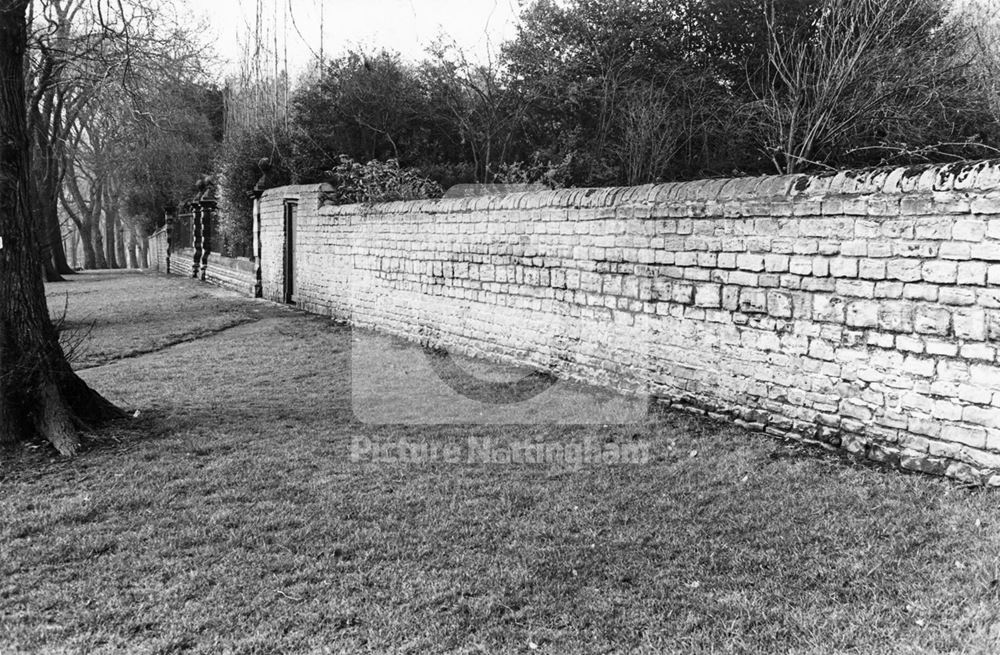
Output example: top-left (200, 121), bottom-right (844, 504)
top-left (757, 0), bottom-right (985, 173)
top-left (1, 0), bottom-right (122, 456)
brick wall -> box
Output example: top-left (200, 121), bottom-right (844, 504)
top-left (148, 227), bottom-right (169, 273)
top-left (260, 161), bottom-right (1000, 484)
top-left (150, 229), bottom-right (255, 295)
top-left (204, 255), bottom-right (255, 296)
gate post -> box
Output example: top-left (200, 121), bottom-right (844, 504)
top-left (197, 176), bottom-right (216, 281)
top-left (191, 194), bottom-right (202, 278)
top-left (249, 158), bottom-right (272, 299)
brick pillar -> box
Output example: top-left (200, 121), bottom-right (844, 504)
top-left (249, 158), bottom-right (272, 298)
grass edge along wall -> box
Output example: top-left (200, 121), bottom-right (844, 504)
top-left (259, 160), bottom-right (1000, 486)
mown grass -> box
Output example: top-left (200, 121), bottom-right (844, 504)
top-left (1, 270), bottom-right (998, 653)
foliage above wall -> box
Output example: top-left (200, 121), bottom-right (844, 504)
top-left (321, 156), bottom-right (443, 206)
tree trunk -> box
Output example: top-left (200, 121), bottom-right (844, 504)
top-left (115, 213), bottom-right (127, 269)
top-left (127, 221), bottom-right (139, 269)
top-left (103, 209), bottom-right (116, 268)
top-left (66, 226), bottom-right (77, 269)
top-left (139, 234), bottom-right (149, 269)
top-left (0, 1), bottom-right (122, 454)
top-left (79, 226), bottom-right (95, 268)
top-left (92, 209), bottom-right (107, 268)
top-left (45, 199), bottom-right (73, 275)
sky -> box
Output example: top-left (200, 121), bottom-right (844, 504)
top-left (197, 0), bottom-right (523, 76)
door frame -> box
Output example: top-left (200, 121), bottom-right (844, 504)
top-left (283, 200), bottom-right (298, 304)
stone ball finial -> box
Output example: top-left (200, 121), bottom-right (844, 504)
top-left (258, 157), bottom-right (272, 173)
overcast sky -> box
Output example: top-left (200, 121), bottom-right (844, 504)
top-left (198, 0), bottom-right (522, 76)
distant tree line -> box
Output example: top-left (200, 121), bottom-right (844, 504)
top-left (25, 0), bottom-right (220, 279)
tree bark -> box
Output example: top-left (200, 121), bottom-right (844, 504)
top-left (78, 225), bottom-right (95, 268)
top-left (92, 204), bottom-right (106, 268)
top-left (127, 221), bottom-right (139, 269)
top-left (103, 206), bottom-right (116, 268)
top-left (139, 232), bottom-right (149, 268)
top-left (0, 0), bottom-right (122, 454)
top-left (115, 214), bottom-right (127, 269)
top-left (66, 225), bottom-right (78, 269)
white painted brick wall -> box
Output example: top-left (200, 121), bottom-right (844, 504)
top-left (261, 161), bottom-right (1000, 485)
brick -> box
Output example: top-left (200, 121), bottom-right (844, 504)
top-left (835, 280), bottom-right (875, 298)
top-left (789, 256), bottom-right (813, 275)
top-left (728, 270), bottom-right (759, 286)
top-left (845, 301), bottom-right (879, 327)
top-left (767, 290), bottom-right (793, 317)
top-left (793, 240), bottom-right (819, 254)
top-left (694, 283), bottom-right (722, 308)
top-left (940, 242), bottom-right (972, 260)
top-left (960, 384), bottom-right (993, 404)
top-left (903, 284), bottom-right (938, 301)
top-left (914, 305), bottom-right (951, 335)
top-left (813, 295), bottom-right (846, 323)
top-left (808, 338), bottom-right (836, 360)
top-left (922, 261), bottom-right (957, 284)
top-left (946, 424), bottom-right (988, 448)
top-left (856, 259), bottom-right (885, 280)
top-left (896, 334), bottom-right (924, 352)
top-left (954, 308), bottom-right (987, 340)
top-left (926, 339), bottom-right (959, 356)
top-left (914, 217), bottom-right (951, 239)
top-left (830, 257), bottom-right (858, 278)
top-left (961, 343), bottom-right (995, 361)
top-left (971, 242), bottom-right (1000, 261)
top-left (887, 259), bottom-right (922, 282)
top-left (939, 287), bottom-right (976, 306)
top-left (878, 302), bottom-right (913, 332)
top-left (764, 254), bottom-right (790, 273)
top-left (874, 281), bottom-right (904, 299)
top-left (953, 219), bottom-right (987, 241)
top-left (736, 253), bottom-right (765, 271)
top-left (958, 261), bottom-right (987, 285)
top-left (738, 288), bottom-right (767, 313)
top-left (989, 219), bottom-right (1000, 239)
top-left (894, 241), bottom-right (937, 258)
top-left (841, 241), bottom-right (868, 256)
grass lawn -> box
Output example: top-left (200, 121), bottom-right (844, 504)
top-left (1, 270), bottom-right (999, 654)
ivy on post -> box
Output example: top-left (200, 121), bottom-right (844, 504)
top-left (163, 207), bottom-right (174, 274)
top-left (190, 186), bottom-right (203, 278)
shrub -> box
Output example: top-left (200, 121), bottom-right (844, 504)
top-left (214, 127), bottom-right (293, 256)
top-left (323, 156), bottom-right (443, 205)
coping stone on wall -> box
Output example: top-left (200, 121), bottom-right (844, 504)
top-left (291, 160), bottom-right (1000, 219)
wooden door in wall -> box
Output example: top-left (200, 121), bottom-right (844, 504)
top-left (283, 201), bottom-right (297, 304)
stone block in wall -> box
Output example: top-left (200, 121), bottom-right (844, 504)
top-left (953, 220), bottom-right (987, 241)
top-left (914, 306), bottom-right (951, 335)
top-left (953, 308), bottom-right (987, 340)
top-left (940, 242), bottom-right (973, 260)
top-left (922, 261), bottom-right (957, 284)
top-left (939, 288), bottom-right (976, 306)
top-left (971, 243), bottom-right (1000, 261)
top-left (887, 259), bottom-right (922, 282)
